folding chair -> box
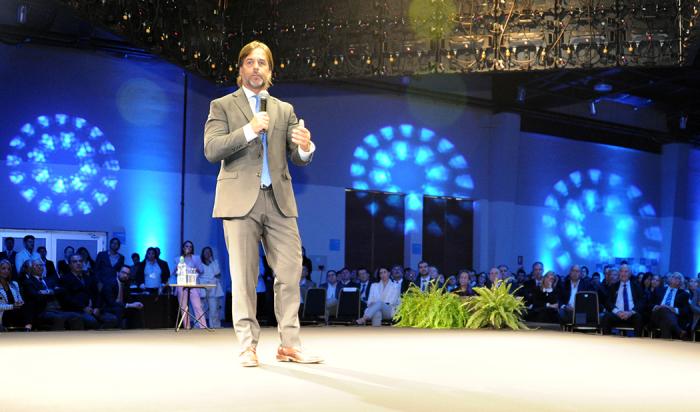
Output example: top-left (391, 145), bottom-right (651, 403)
top-left (301, 288), bottom-right (326, 325)
top-left (331, 287), bottom-right (360, 325)
top-left (571, 291), bottom-right (601, 334)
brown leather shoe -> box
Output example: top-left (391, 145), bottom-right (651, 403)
top-left (276, 346), bottom-right (323, 364)
top-left (239, 346), bottom-right (259, 367)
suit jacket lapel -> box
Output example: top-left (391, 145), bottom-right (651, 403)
top-left (266, 96), bottom-right (277, 139)
top-left (232, 89), bottom-right (254, 122)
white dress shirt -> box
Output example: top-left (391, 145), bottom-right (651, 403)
top-left (567, 280), bottom-right (580, 307)
top-left (240, 87), bottom-right (315, 161)
top-left (613, 281), bottom-right (635, 314)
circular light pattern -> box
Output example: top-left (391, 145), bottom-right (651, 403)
top-left (350, 123), bottom-right (473, 199)
top-left (6, 114), bottom-right (119, 216)
top-left (542, 169), bottom-right (662, 272)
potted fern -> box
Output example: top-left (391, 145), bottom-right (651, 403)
top-left (393, 283), bottom-right (468, 329)
top-left (463, 281), bottom-right (528, 330)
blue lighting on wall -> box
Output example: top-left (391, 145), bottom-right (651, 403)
top-left (541, 169), bottom-right (662, 271)
top-left (350, 125), bottom-right (474, 216)
top-left (5, 114), bottom-right (119, 216)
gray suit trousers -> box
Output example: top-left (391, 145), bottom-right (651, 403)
top-left (223, 188), bottom-right (302, 349)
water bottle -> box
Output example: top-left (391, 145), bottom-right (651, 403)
top-left (177, 256), bottom-right (187, 285)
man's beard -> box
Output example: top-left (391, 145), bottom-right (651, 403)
top-left (247, 75), bottom-right (265, 89)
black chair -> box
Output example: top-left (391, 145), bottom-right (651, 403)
top-left (331, 287), bottom-right (360, 325)
top-left (571, 291), bottom-right (601, 334)
top-left (301, 288), bottom-right (326, 325)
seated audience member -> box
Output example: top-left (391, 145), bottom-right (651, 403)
top-left (498, 264), bottom-right (509, 279)
top-left (76, 247), bottom-right (95, 276)
top-left (650, 272), bottom-right (690, 339)
top-left (601, 264), bottom-right (645, 336)
top-left (37, 246), bottom-right (57, 280)
top-left (100, 265), bottom-right (144, 329)
top-left (690, 278), bottom-right (700, 333)
top-left (57, 246), bottom-right (74, 277)
top-left (0, 259), bottom-right (32, 331)
top-left (356, 268), bottom-right (371, 308)
top-left (591, 272), bottom-right (601, 285)
top-left (356, 267), bottom-right (400, 326)
top-left (135, 247), bottom-right (170, 294)
top-left (299, 266), bottom-right (317, 314)
top-left (21, 258), bottom-right (83, 330)
top-left (436, 273), bottom-right (446, 289)
top-left (477, 272), bottom-right (487, 287)
top-left (596, 265), bottom-right (617, 307)
top-left (522, 262), bottom-right (546, 305)
top-left (558, 264), bottom-right (594, 324)
top-left (528, 271), bottom-right (560, 323)
top-left (59, 254), bottom-right (118, 329)
top-left (390, 265), bottom-right (404, 285)
top-left (428, 266), bottom-right (439, 282)
top-left (444, 275), bottom-right (458, 292)
top-left (686, 277), bottom-right (696, 297)
top-left (413, 261), bottom-right (432, 292)
top-left (484, 267), bottom-right (501, 288)
top-left (337, 267), bottom-right (357, 288)
top-left (199, 246), bottom-right (224, 328)
top-left (320, 270), bottom-right (339, 322)
top-left (453, 270), bottom-right (473, 297)
top-left (392, 266), bottom-right (411, 293)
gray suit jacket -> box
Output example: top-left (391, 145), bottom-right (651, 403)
top-left (204, 88), bottom-right (312, 218)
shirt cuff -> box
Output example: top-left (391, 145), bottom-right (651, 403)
top-left (243, 124), bottom-right (258, 142)
top-left (298, 141), bottom-right (316, 161)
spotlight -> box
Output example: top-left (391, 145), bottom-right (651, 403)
top-left (680, 114), bottom-right (688, 130)
top-left (589, 100), bottom-right (598, 116)
top-left (516, 86), bottom-right (526, 103)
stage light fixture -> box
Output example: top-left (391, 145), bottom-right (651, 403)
top-left (516, 86), bottom-right (526, 103)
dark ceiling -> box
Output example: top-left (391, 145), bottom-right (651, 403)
top-left (2, 0), bottom-right (699, 151)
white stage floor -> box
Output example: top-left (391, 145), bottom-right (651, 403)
top-left (4, 326), bottom-right (698, 411)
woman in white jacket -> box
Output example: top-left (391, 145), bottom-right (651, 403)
top-left (200, 247), bottom-right (224, 328)
top-left (356, 267), bottom-right (400, 326)
top-left (0, 259), bottom-right (31, 331)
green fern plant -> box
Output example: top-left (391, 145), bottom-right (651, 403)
top-left (462, 281), bottom-right (528, 330)
top-left (393, 284), bottom-right (468, 329)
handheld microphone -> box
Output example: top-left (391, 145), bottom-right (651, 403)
top-left (258, 90), bottom-right (269, 112)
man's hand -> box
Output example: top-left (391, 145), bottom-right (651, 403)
top-left (292, 119), bottom-right (312, 152)
top-left (250, 112), bottom-right (269, 134)
top-left (127, 302), bottom-right (144, 310)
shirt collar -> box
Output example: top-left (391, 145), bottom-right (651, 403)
top-left (242, 86), bottom-right (262, 99)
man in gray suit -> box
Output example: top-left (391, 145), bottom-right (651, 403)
top-left (204, 40), bottom-right (322, 367)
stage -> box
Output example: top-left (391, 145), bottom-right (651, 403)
top-left (4, 326), bottom-right (698, 412)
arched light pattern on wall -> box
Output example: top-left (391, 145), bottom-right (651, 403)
top-left (6, 114), bottom-right (119, 216)
top-left (350, 124), bottom-right (474, 234)
top-left (541, 169), bottom-right (662, 272)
